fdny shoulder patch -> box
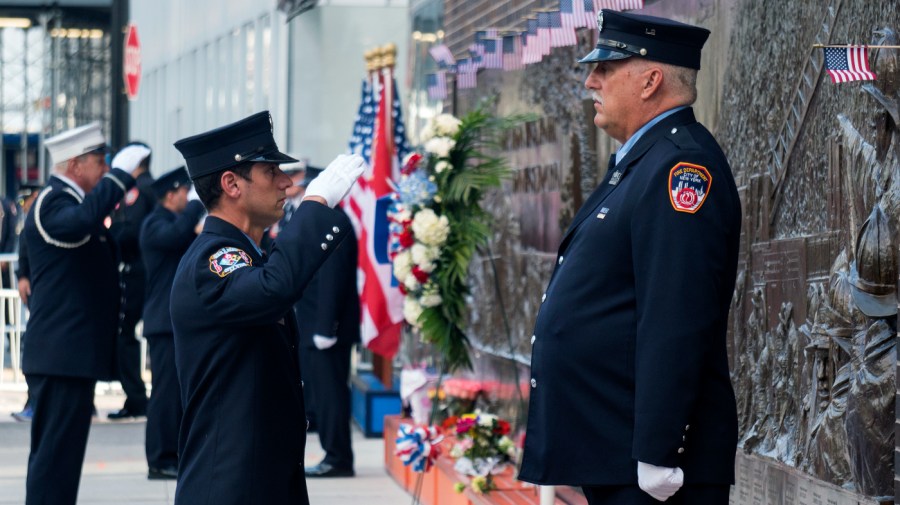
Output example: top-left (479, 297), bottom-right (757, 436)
top-left (209, 247), bottom-right (253, 278)
top-left (125, 187), bottom-right (140, 206)
top-left (668, 162), bottom-right (712, 214)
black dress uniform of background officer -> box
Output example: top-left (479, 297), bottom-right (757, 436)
top-left (139, 166), bottom-right (205, 480)
top-left (169, 111), bottom-right (365, 505)
top-left (108, 141), bottom-right (154, 419)
top-left (518, 10), bottom-right (740, 505)
top-left (21, 124), bottom-right (142, 505)
top-left (294, 167), bottom-right (361, 479)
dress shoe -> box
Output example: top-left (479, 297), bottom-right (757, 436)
top-left (305, 462), bottom-right (354, 478)
top-left (11, 406), bottom-right (33, 422)
top-left (148, 466), bottom-right (178, 480)
top-left (107, 407), bottom-right (146, 420)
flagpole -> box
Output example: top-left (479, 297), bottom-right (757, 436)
top-left (382, 44), bottom-right (396, 154)
top-left (813, 44), bottom-right (900, 48)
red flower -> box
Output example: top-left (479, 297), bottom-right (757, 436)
top-left (442, 415), bottom-right (459, 431)
top-left (493, 419), bottom-right (510, 435)
top-left (401, 153), bottom-right (423, 175)
top-left (398, 284), bottom-right (408, 295)
top-left (399, 230), bottom-right (414, 248)
top-left (456, 417), bottom-right (476, 435)
top-left (411, 266), bottom-right (430, 283)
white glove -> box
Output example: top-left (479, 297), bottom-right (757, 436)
top-left (187, 185), bottom-right (200, 201)
top-left (312, 334), bottom-right (338, 350)
top-left (111, 145), bottom-right (151, 175)
top-left (637, 461), bottom-right (684, 502)
top-left (304, 154), bottom-right (365, 208)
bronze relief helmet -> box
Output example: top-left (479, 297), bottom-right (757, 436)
top-left (849, 204), bottom-right (898, 318)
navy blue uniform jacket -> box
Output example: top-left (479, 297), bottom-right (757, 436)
top-left (295, 210), bottom-right (360, 348)
top-left (139, 201), bottom-right (204, 336)
top-left (518, 108), bottom-right (740, 486)
top-left (170, 202), bottom-right (349, 505)
top-left (22, 170), bottom-right (135, 379)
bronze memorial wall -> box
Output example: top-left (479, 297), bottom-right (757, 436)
top-left (441, 0), bottom-right (899, 503)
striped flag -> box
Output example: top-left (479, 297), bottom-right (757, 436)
top-left (537, 11), bottom-right (552, 55)
top-left (823, 46), bottom-right (876, 83)
top-left (467, 46), bottom-right (484, 70)
top-left (561, 0), bottom-right (579, 33)
top-left (502, 34), bottom-right (524, 71)
top-left (550, 10), bottom-right (577, 47)
top-left (426, 72), bottom-right (448, 100)
top-left (524, 17), bottom-right (539, 64)
top-left (429, 44), bottom-right (456, 69)
top-left (459, 57), bottom-right (479, 88)
top-left (348, 79), bottom-right (375, 161)
top-left (582, 0), bottom-right (597, 28)
top-left (596, 0), bottom-right (644, 9)
top-left (572, 0), bottom-right (588, 28)
top-left (344, 72), bottom-right (407, 358)
top-left (482, 38), bottom-right (503, 69)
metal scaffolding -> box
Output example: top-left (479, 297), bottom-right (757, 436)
top-left (0, 5), bottom-right (111, 193)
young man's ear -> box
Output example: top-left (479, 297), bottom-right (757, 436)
top-left (219, 171), bottom-right (242, 199)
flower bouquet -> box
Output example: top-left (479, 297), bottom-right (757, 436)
top-left (445, 411), bottom-right (517, 494)
top-left (387, 105), bottom-right (521, 373)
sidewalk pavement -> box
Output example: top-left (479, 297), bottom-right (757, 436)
top-left (0, 385), bottom-right (410, 504)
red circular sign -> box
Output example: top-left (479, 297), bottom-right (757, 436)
top-left (124, 23), bottom-right (141, 100)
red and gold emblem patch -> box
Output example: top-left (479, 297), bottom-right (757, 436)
top-left (209, 247), bottom-right (253, 278)
top-left (668, 162), bottom-right (712, 214)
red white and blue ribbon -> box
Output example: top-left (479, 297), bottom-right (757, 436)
top-left (395, 424), bottom-right (444, 473)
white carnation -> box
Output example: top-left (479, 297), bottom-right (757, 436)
top-left (411, 209), bottom-right (450, 247)
top-left (477, 413), bottom-right (497, 427)
top-left (411, 243), bottom-right (440, 273)
top-left (419, 124), bottom-right (436, 144)
top-left (433, 113), bottom-right (462, 137)
top-left (393, 208), bottom-right (412, 223)
top-left (403, 297), bottom-right (424, 326)
top-left (392, 250), bottom-right (412, 283)
top-left (419, 292), bottom-right (443, 308)
top-left (404, 274), bottom-right (420, 291)
top-left (435, 160), bottom-right (452, 173)
top-left (424, 137), bottom-right (455, 158)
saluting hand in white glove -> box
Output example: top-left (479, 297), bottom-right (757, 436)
top-left (111, 145), bottom-right (151, 175)
top-left (303, 154), bottom-right (366, 208)
top-left (637, 461), bottom-right (684, 502)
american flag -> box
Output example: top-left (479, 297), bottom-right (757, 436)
top-left (467, 46), bottom-right (484, 71)
top-left (348, 79), bottom-right (375, 161)
top-left (457, 59), bottom-right (478, 89)
top-left (823, 46), bottom-right (876, 83)
top-left (344, 72), bottom-right (408, 358)
top-left (426, 72), bottom-right (448, 100)
top-left (550, 10), bottom-right (577, 47)
top-left (582, 0), bottom-right (597, 28)
top-left (482, 38), bottom-right (504, 69)
top-left (537, 11), bottom-right (552, 56)
top-left (571, 0), bottom-right (588, 28)
top-left (596, 0), bottom-right (644, 9)
top-left (524, 18), bottom-right (539, 64)
top-left (502, 35), bottom-right (524, 71)
top-left (429, 44), bottom-right (456, 69)
top-left (561, 0), bottom-right (579, 32)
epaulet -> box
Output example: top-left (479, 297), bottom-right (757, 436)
top-left (664, 125), bottom-right (701, 151)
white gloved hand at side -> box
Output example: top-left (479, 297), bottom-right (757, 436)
top-left (111, 145), bottom-right (151, 175)
top-left (304, 154), bottom-right (365, 208)
top-left (312, 335), bottom-right (338, 350)
top-left (637, 461), bottom-right (684, 502)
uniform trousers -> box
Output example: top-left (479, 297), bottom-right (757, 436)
top-left (25, 374), bottom-right (96, 505)
top-left (305, 344), bottom-right (353, 470)
top-left (117, 266), bottom-right (147, 412)
top-left (582, 484), bottom-right (731, 505)
top-left (145, 333), bottom-right (181, 470)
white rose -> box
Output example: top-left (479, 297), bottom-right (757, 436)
top-left (394, 208), bottom-right (412, 223)
top-left (424, 137), bottom-right (455, 158)
top-left (419, 124), bottom-right (436, 144)
top-left (433, 113), bottom-right (462, 137)
top-left (404, 274), bottom-right (420, 291)
top-left (411, 209), bottom-right (450, 247)
top-left (435, 160), bottom-right (452, 173)
top-left (411, 243), bottom-right (440, 272)
top-left (419, 292), bottom-right (443, 308)
top-left (477, 413), bottom-right (497, 427)
top-left (403, 297), bottom-right (424, 326)
top-left (393, 250), bottom-right (412, 282)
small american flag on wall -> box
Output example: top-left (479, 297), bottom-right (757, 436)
top-left (823, 46), bottom-right (876, 83)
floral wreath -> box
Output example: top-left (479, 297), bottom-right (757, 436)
top-left (386, 105), bottom-right (516, 372)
